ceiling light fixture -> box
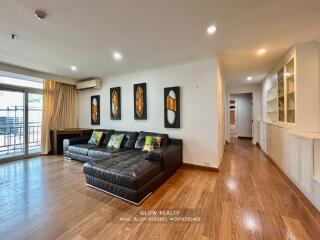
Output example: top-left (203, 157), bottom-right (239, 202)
top-left (247, 76), bottom-right (253, 81)
top-left (257, 48), bottom-right (266, 56)
top-left (207, 25), bottom-right (217, 35)
top-left (34, 10), bottom-right (47, 20)
top-left (113, 52), bottom-right (123, 61)
top-left (70, 66), bottom-right (77, 71)
top-left (11, 34), bottom-right (17, 40)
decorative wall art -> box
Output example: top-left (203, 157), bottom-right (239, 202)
top-left (134, 83), bottom-right (147, 120)
top-left (91, 95), bottom-right (100, 125)
top-left (110, 87), bottom-right (121, 120)
top-left (164, 87), bottom-right (180, 128)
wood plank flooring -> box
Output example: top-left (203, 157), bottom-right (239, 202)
top-left (0, 139), bottom-right (319, 239)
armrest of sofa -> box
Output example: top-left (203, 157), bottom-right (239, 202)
top-left (63, 136), bottom-right (91, 152)
top-left (147, 138), bottom-right (183, 172)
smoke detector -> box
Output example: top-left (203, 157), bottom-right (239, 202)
top-left (34, 10), bottom-right (47, 20)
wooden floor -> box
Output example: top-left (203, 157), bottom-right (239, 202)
top-left (1, 139), bottom-right (320, 240)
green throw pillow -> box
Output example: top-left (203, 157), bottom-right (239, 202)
top-left (107, 134), bottom-right (125, 149)
top-left (88, 131), bottom-right (104, 145)
top-left (143, 136), bottom-right (161, 152)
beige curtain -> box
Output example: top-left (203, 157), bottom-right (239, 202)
top-left (41, 80), bottom-right (78, 154)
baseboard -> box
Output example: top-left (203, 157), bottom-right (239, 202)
top-left (183, 163), bottom-right (219, 172)
top-left (238, 136), bottom-right (253, 140)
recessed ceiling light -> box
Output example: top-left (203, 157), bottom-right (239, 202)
top-left (247, 76), bottom-right (253, 81)
top-left (207, 25), bottom-right (217, 35)
top-left (70, 66), bottom-right (77, 71)
top-left (257, 48), bottom-right (266, 55)
top-left (113, 52), bottom-right (123, 61)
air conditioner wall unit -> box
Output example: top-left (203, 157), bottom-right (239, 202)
top-left (76, 79), bottom-right (102, 90)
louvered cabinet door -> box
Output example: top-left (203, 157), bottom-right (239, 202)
top-left (262, 122), bottom-right (267, 151)
top-left (299, 138), bottom-right (314, 195)
top-left (289, 135), bottom-right (300, 182)
top-left (266, 125), bottom-right (273, 156)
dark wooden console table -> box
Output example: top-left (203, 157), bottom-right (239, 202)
top-left (50, 128), bottom-right (93, 155)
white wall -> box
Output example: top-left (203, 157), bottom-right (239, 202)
top-left (235, 93), bottom-right (252, 138)
top-left (295, 42), bottom-right (320, 131)
top-left (226, 85), bottom-right (261, 144)
top-left (78, 58), bottom-right (223, 168)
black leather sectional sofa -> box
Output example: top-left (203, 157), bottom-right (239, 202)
top-left (63, 130), bottom-right (183, 204)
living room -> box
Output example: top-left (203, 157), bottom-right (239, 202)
top-left (1, 1), bottom-right (320, 239)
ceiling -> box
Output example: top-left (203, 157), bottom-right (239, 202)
top-left (0, 0), bottom-right (319, 86)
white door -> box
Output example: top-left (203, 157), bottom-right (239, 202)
top-left (236, 94), bottom-right (252, 138)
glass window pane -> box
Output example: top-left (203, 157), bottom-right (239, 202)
top-left (278, 68), bottom-right (285, 122)
top-left (0, 90), bottom-right (25, 159)
top-left (28, 93), bottom-right (43, 154)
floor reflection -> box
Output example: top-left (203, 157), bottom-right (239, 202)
top-left (0, 158), bottom-right (44, 232)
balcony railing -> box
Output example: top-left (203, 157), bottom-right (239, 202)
top-left (0, 106), bottom-right (42, 157)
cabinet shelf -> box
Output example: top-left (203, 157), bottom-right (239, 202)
top-left (285, 72), bottom-right (294, 78)
top-left (267, 97), bottom-right (277, 102)
top-left (267, 79), bottom-right (278, 123)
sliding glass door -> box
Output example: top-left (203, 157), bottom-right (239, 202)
top-left (0, 89), bottom-right (42, 161)
top-left (27, 93), bottom-right (43, 154)
top-left (0, 90), bottom-right (25, 159)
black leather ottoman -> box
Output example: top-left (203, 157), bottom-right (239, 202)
top-left (83, 151), bottom-right (164, 205)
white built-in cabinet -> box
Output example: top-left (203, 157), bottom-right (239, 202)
top-left (259, 122), bottom-right (320, 210)
top-left (267, 57), bottom-right (295, 124)
top-left (261, 42), bottom-right (320, 211)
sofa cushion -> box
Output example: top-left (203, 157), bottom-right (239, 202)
top-left (88, 131), bottom-right (104, 145)
top-left (83, 151), bottom-right (162, 190)
top-left (68, 144), bottom-right (96, 155)
top-left (143, 136), bottom-right (161, 152)
top-left (114, 131), bottom-right (138, 149)
top-left (108, 134), bottom-right (125, 149)
top-left (135, 131), bottom-right (169, 150)
top-left (87, 147), bottom-right (127, 159)
top-left (67, 152), bottom-right (93, 162)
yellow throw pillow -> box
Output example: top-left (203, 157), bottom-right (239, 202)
top-left (143, 136), bottom-right (161, 152)
top-left (107, 134), bottom-right (125, 149)
top-left (88, 131), bottom-right (104, 145)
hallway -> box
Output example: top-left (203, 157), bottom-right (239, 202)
top-left (214, 138), bottom-right (320, 239)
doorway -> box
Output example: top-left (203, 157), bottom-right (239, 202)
top-left (229, 98), bottom-right (236, 137)
top-left (230, 93), bottom-right (253, 140)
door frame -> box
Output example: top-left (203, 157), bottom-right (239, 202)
top-left (226, 89), bottom-right (256, 144)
